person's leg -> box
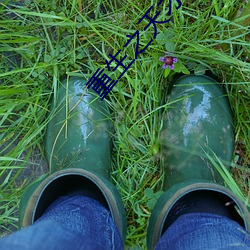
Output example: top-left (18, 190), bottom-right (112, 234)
top-left (17, 77), bottom-right (126, 249)
top-left (0, 195), bottom-right (123, 250)
top-left (155, 213), bottom-right (250, 250)
top-left (147, 75), bottom-right (250, 249)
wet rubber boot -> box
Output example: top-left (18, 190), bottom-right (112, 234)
top-left (19, 77), bottom-right (126, 242)
top-left (147, 75), bottom-right (250, 250)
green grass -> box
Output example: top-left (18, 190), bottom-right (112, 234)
top-left (0, 0), bottom-right (250, 248)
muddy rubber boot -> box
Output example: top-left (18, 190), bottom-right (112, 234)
top-left (147, 75), bottom-right (250, 250)
top-left (19, 77), bottom-right (127, 242)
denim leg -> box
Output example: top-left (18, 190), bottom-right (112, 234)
top-left (0, 196), bottom-right (123, 250)
top-left (155, 213), bottom-right (250, 250)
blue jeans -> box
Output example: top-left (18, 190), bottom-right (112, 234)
top-left (0, 196), bottom-right (123, 250)
top-left (0, 196), bottom-right (249, 249)
top-left (156, 213), bottom-right (250, 250)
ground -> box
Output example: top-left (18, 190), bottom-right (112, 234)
top-left (0, 0), bottom-right (249, 248)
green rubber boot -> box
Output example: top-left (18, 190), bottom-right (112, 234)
top-left (147, 75), bottom-right (250, 249)
top-left (19, 77), bottom-right (127, 242)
